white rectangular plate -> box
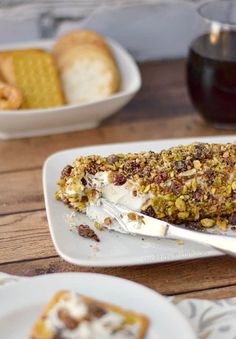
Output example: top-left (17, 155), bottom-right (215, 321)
top-left (43, 135), bottom-right (236, 267)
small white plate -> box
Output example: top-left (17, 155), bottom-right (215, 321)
top-left (0, 38), bottom-right (141, 139)
top-left (0, 272), bottom-right (196, 339)
top-left (43, 135), bottom-right (236, 267)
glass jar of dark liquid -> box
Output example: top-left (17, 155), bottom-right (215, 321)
top-left (187, 0), bottom-right (236, 129)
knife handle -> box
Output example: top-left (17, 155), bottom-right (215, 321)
top-left (167, 224), bottom-right (236, 256)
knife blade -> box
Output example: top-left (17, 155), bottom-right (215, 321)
top-left (101, 198), bottom-right (173, 237)
top-left (100, 198), bottom-right (236, 256)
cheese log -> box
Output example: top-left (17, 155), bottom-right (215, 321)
top-left (56, 142), bottom-right (236, 230)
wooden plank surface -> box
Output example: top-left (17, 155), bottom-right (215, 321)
top-left (1, 254), bottom-right (236, 298)
top-left (0, 211), bottom-right (55, 263)
top-left (1, 113), bottom-right (234, 174)
top-left (0, 169), bottom-right (43, 215)
top-left (1, 60), bottom-right (236, 299)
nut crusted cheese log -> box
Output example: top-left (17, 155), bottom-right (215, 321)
top-left (56, 142), bottom-right (236, 230)
top-left (31, 290), bottom-right (149, 339)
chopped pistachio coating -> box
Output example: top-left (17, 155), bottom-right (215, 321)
top-left (56, 142), bottom-right (236, 229)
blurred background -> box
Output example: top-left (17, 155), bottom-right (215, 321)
top-left (0, 0), bottom-right (206, 61)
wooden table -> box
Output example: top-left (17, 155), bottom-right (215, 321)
top-left (1, 59), bottom-right (236, 300)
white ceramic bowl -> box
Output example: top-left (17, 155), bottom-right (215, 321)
top-left (0, 38), bottom-right (141, 139)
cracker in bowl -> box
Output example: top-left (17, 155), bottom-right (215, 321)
top-left (52, 29), bottom-right (113, 61)
top-left (53, 30), bottom-right (121, 105)
top-left (0, 49), bottom-right (64, 109)
top-left (58, 45), bottom-right (120, 104)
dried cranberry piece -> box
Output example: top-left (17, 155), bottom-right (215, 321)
top-left (81, 177), bottom-right (87, 186)
top-left (170, 180), bottom-right (183, 194)
top-left (173, 161), bottom-right (187, 172)
top-left (61, 165), bottom-right (73, 178)
top-left (112, 172), bottom-right (127, 185)
top-left (58, 309), bottom-right (77, 330)
top-left (155, 170), bottom-right (168, 184)
top-left (88, 303), bottom-right (106, 318)
top-left (107, 154), bottom-right (118, 164)
top-left (77, 225), bottom-right (100, 242)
